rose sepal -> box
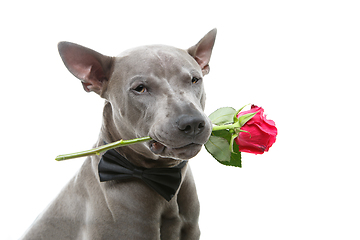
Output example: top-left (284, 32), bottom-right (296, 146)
top-left (233, 103), bottom-right (251, 123)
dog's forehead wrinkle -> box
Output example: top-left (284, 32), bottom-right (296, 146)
top-left (117, 45), bottom-right (199, 78)
top-left (117, 45), bottom-right (179, 64)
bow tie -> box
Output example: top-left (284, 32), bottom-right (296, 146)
top-left (98, 148), bottom-right (187, 201)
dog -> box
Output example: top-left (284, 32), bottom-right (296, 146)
top-left (21, 29), bottom-right (217, 240)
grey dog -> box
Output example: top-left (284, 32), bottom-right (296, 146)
top-left (21, 29), bottom-right (217, 240)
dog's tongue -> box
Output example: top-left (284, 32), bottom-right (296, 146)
top-left (151, 141), bottom-right (165, 154)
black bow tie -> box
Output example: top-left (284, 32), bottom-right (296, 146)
top-left (98, 148), bottom-right (187, 201)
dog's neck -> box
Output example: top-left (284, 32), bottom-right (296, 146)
top-left (96, 101), bottom-right (183, 169)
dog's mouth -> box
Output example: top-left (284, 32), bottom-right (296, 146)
top-left (150, 140), bottom-right (196, 153)
top-left (149, 140), bottom-right (202, 159)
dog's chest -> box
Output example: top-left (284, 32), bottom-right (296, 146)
top-left (86, 180), bottom-right (187, 239)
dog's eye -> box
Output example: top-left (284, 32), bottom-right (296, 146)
top-left (192, 77), bottom-right (201, 84)
top-left (133, 84), bottom-right (147, 93)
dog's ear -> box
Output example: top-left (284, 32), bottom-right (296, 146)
top-left (58, 42), bottom-right (113, 95)
top-left (188, 28), bottom-right (217, 76)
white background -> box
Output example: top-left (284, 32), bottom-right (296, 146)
top-left (1, 1), bottom-right (359, 239)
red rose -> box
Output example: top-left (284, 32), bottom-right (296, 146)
top-left (235, 105), bottom-right (277, 154)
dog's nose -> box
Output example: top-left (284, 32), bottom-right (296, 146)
top-left (177, 115), bottom-right (206, 136)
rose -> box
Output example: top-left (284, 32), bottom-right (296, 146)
top-left (235, 105), bottom-right (277, 154)
top-left (203, 104), bottom-right (277, 167)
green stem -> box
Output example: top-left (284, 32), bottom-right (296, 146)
top-left (55, 136), bottom-right (152, 161)
top-left (55, 122), bottom-right (241, 161)
top-left (211, 122), bottom-right (240, 132)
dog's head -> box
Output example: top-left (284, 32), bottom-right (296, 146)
top-left (58, 29), bottom-right (216, 161)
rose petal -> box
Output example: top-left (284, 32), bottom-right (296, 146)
top-left (235, 105), bottom-right (277, 154)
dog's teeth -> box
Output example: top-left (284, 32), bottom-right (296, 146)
top-left (151, 142), bottom-right (165, 154)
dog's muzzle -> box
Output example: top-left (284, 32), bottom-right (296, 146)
top-left (149, 113), bottom-right (211, 159)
